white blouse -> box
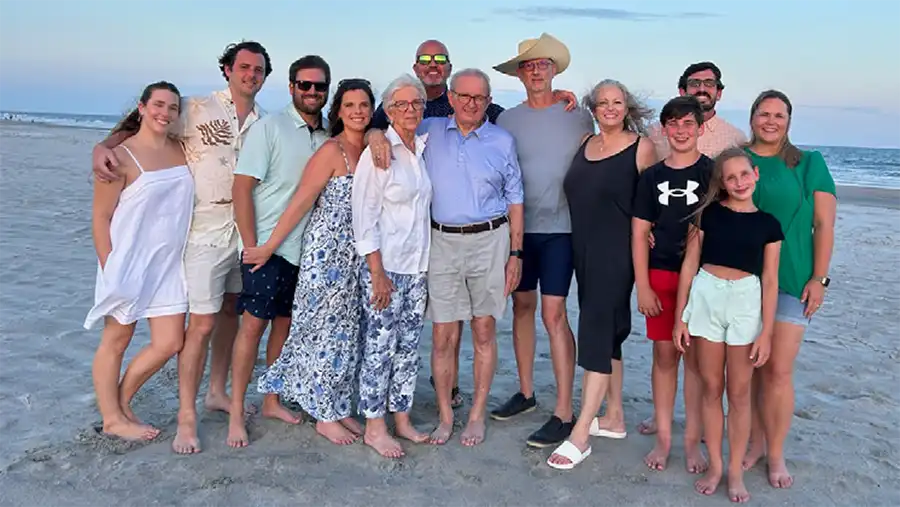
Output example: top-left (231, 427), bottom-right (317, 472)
top-left (351, 126), bottom-right (432, 275)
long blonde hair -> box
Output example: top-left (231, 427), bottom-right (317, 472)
top-left (685, 147), bottom-right (754, 240)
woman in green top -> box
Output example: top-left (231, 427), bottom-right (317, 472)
top-left (741, 90), bottom-right (837, 489)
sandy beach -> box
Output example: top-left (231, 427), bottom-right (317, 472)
top-left (1, 120), bottom-right (898, 506)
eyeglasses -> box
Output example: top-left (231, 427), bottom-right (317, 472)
top-left (294, 80), bottom-right (328, 92)
top-left (390, 99), bottom-right (426, 112)
top-left (338, 78), bottom-right (371, 87)
top-left (452, 92), bottom-right (489, 106)
top-left (518, 59), bottom-right (552, 71)
top-left (686, 78), bottom-right (719, 89)
top-left (416, 54), bottom-right (449, 65)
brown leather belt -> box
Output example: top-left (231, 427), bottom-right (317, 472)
top-left (431, 215), bottom-right (508, 234)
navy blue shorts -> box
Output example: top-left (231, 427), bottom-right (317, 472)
top-left (514, 233), bottom-right (574, 297)
top-left (236, 254), bottom-right (299, 320)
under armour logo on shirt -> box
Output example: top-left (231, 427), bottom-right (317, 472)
top-left (657, 180), bottom-right (700, 206)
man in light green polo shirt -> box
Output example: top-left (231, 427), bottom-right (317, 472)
top-left (226, 55), bottom-right (331, 448)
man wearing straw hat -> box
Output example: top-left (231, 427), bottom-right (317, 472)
top-left (489, 33), bottom-right (595, 450)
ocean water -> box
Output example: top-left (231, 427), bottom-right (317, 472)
top-left (3, 109), bottom-right (899, 189)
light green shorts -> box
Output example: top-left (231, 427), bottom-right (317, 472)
top-left (681, 269), bottom-right (762, 346)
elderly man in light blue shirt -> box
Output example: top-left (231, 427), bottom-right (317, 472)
top-left (368, 67), bottom-right (524, 448)
top-left (227, 55), bottom-right (331, 448)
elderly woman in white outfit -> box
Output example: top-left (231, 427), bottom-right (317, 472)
top-left (351, 74), bottom-right (432, 459)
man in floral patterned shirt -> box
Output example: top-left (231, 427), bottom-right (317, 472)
top-left (91, 41), bottom-right (271, 454)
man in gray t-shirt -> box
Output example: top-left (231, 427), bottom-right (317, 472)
top-left (489, 33), bottom-right (594, 450)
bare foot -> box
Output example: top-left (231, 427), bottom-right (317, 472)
top-left (120, 402), bottom-right (143, 425)
top-left (339, 417), bottom-right (364, 437)
top-left (205, 392), bottom-right (257, 415)
top-left (742, 440), bottom-right (766, 471)
top-left (364, 432), bottom-right (404, 458)
top-left (429, 422), bottom-right (453, 445)
top-left (685, 442), bottom-right (709, 474)
top-left (637, 415), bottom-right (657, 435)
top-left (261, 402), bottom-right (302, 425)
top-left (595, 414), bottom-right (627, 435)
top-left (226, 417), bottom-right (249, 448)
top-left (728, 471), bottom-right (751, 503)
top-left (103, 420), bottom-right (159, 441)
top-left (316, 421), bottom-right (357, 445)
top-left (172, 419), bottom-right (201, 454)
top-left (460, 419), bottom-right (486, 447)
top-left (395, 422), bottom-right (429, 444)
top-left (767, 456), bottom-right (794, 488)
top-left (694, 469), bottom-right (722, 496)
top-left (643, 442), bottom-right (670, 471)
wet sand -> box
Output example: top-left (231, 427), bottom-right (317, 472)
top-left (1, 121), bottom-right (898, 506)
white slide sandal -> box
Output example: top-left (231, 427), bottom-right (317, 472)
top-left (589, 417), bottom-right (627, 439)
top-left (547, 440), bottom-right (592, 470)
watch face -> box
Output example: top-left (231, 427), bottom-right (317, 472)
top-left (821, 277), bottom-right (831, 287)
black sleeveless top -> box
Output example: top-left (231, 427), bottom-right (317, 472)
top-left (563, 135), bottom-right (641, 302)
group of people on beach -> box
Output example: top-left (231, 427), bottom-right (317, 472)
top-left (85, 33), bottom-right (836, 503)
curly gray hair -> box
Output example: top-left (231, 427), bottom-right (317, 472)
top-left (582, 79), bottom-right (654, 135)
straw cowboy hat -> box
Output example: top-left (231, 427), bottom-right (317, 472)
top-left (493, 33), bottom-right (571, 76)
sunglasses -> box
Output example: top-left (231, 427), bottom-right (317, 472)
top-left (338, 78), bottom-right (371, 87)
top-left (416, 54), bottom-right (449, 65)
top-left (294, 80), bottom-right (328, 92)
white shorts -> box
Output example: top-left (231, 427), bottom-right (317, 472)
top-left (184, 234), bottom-right (242, 315)
top-left (681, 269), bottom-right (762, 346)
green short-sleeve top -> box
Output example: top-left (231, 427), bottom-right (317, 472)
top-left (747, 148), bottom-right (836, 298)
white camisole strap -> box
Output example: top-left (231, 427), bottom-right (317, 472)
top-left (120, 145), bottom-right (145, 173)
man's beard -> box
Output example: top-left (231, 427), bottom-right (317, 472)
top-left (693, 92), bottom-right (717, 112)
top-left (293, 94), bottom-right (325, 115)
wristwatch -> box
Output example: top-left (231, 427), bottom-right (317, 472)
top-left (510, 249), bottom-right (523, 258)
top-left (814, 276), bottom-right (831, 288)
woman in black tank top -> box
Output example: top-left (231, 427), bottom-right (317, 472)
top-left (547, 80), bottom-right (658, 469)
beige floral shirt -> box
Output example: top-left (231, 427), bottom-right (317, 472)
top-left (176, 88), bottom-right (264, 248)
top-left (649, 114), bottom-right (748, 159)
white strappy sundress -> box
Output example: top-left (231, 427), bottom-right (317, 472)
top-left (83, 146), bottom-right (195, 329)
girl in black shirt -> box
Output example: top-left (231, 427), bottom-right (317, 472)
top-left (673, 147), bottom-right (784, 502)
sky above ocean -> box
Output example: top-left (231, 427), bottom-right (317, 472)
top-left (1, 0), bottom-right (898, 148)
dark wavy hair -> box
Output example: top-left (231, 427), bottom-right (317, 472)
top-left (327, 79), bottom-right (376, 137)
top-left (747, 89), bottom-right (803, 168)
top-left (678, 61), bottom-right (724, 91)
top-left (218, 41), bottom-right (273, 81)
top-left (110, 81), bottom-right (181, 136)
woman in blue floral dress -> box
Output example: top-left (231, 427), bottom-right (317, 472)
top-left (249, 79), bottom-right (376, 445)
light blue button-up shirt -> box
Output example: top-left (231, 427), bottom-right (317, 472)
top-left (418, 117), bottom-right (524, 226)
top-left (233, 104), bottom-right (328, 265)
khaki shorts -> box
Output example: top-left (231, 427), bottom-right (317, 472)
top-left (427, 223), bottom-right (510, 323)
top-left (184, 233), bottom-right (242, 315)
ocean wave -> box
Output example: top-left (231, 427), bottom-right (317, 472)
top-left (1, 111), bottom-right (117, 131)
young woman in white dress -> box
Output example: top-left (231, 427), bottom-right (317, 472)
top-left (85, 81), bottom-right (194, 441)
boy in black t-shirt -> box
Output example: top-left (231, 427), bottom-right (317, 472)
top-left (632, 96), bottom-right (711, 472)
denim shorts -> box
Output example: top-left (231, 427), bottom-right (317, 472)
top-left (775, 290), bottom-right (811, 327)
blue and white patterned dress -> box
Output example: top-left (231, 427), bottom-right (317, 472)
top-left (257, 175), bottom-right (362, 422)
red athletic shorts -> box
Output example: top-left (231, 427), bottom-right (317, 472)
top-left (646, 269), bottom-right (680, 341)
